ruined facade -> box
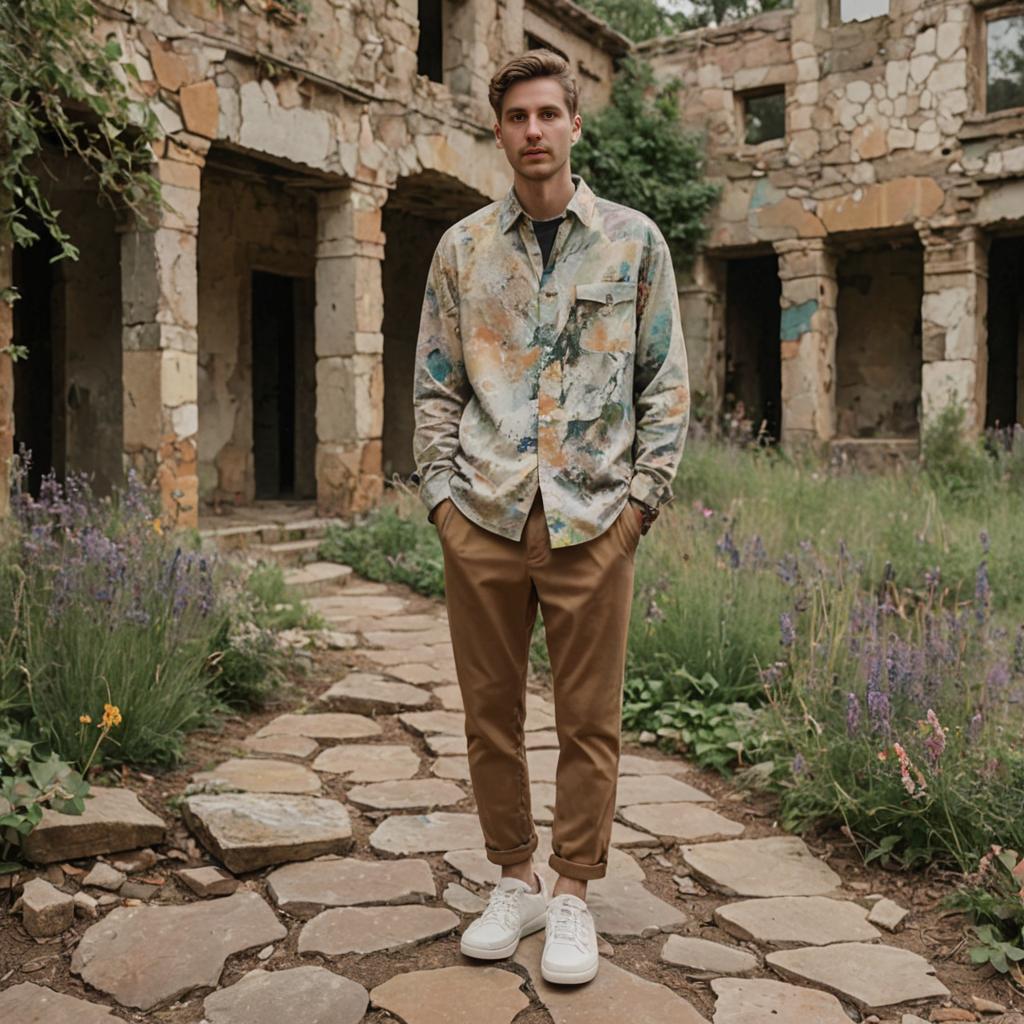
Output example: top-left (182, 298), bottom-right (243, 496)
top-left (0, 0), bottom-right (626, 524)
top-left (645, 0), bottom-right (1024, 453)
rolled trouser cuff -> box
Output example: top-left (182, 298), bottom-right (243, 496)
top-left (484, 834), bottom-right (539, 866)
top-left (548, 852), bottom-right (607, 881)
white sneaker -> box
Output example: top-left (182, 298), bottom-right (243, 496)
top-left (541, 894), bottom-right (599, 984)
top-left (459, 873), bottom-right (549, 960)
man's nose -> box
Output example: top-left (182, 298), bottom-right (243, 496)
top-left (526, 118), bottom-right (543, 139)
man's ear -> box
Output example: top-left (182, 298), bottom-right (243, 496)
top-left (493, 122), bottom-right (503, 149)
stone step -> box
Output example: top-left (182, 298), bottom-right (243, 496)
top-left (254, 538), bottom-right (323, 568)
top-left (199, 523), bottom-right (267, 554)
top-left (283, 561), bottom-right (353, 597)
top-left (259, 517), bottom-right (341, 544)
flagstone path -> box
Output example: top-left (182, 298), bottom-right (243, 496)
top-left (3, 567), bottom-right (990, 1023)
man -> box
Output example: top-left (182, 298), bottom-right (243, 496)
top-left (412, 50), bottom-right (689, 984)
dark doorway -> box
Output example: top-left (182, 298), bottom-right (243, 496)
top-left (417, 0), bottom-right (443, 82)
top-left (12, 224), bottom-right (61, 493)
top-left (252, 270), bottom-right (302, 498)
top-left (986, 235), bottom-right (1024, 428)
top-left (724, 254), bottom-right (782, 442)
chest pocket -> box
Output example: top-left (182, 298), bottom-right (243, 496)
top-left (574, 282), bottom-right (638, 353)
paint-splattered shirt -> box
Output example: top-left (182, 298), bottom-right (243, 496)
top-left (412, 174), bottom-right (690, 549)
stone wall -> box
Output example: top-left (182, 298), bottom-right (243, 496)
top-left (644, 0), bottom-right (1024, 444)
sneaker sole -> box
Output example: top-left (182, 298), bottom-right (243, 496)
top-left (540, 958), bottom-right (599, 985)
top-left (459, 908), bottom-right (548, 960)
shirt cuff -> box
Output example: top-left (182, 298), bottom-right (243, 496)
top-left (420, 473), bottom-right (453, 521)
top-left (628, 472), bottom-right (667, 508)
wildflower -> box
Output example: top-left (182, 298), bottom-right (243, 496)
top-left (152, 517), bottom-right (163, 536)
top-left (921, 708), bottom-right (947, 765)
top-left (1013, 626), bottom-right (1024, 678)
top-left (877, 749), bottom-right (888, 761)
top-left (79, 714), bottom-right (92, 724)
top-left (865, 652), bottom-right (891, 737)
top-left (968, 711), bottom-right (983, 742)
top-left (980, 529), bottom-right (990, 555)
top-left (100, 703), bottom-right (122, 729)
top-left (716, 532), bottom-right (740, 569)
top-left (779, 612), bottom-right (796, 648)
top-left (791, 753), bottom-right (806, 776)
top-left (846, 693), bottom-right (861, 736)
top-left (893, 742), bottom-right (927, 799)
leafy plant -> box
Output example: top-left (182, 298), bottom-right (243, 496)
top-left (319, 508), bottom-right (445, 598)
top-left (0, 0), bottom-right (163, 288)
top-left (0, 723), bottom-right (90, 872)
top-left (921, 400), bottom-right (996, 500)
top-left (572, 57), bottom-right (721, 269)
top-left (947, 846), bottom-right (1024, 979)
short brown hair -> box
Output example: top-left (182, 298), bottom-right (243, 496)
top-left (489, 50), bottom-right (579, 120)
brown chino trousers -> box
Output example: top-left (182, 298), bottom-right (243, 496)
top-left (435, 489), bottom-right (639, 881)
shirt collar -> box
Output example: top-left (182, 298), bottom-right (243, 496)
top-left (498, 173), bottom-right (596, 233)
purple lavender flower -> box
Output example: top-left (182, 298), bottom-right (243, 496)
top-left (779, 612), bottom-right (796, 648)
top-left (1013, 626), bottom-right (1024, 678)
top-left (776, 554), bottom-right (799, 586)
top-left (791, 753), bottom-right (807, 776)
top-left (865, 653), bottom-right (891, 736)
top-left (979, 529), bottom-right (990, 555)
top-left (716, 532), bottom-right (740, 569)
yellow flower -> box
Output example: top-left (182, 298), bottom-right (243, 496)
top-left (79, 714), bottom-right (92, 724)
top-left (152, 517), bottom-right (163, 536)
top-left (100, 703), bottom-right (123, 729)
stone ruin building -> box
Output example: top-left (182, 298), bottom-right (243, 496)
top-left (0, 0), bottom-right (1022, 527)
top-left (647, 0), bottom-right (1024, 458)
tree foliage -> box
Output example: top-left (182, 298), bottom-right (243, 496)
top-left (578, 0), bottom-right (792, 40)
top-left (572, 58), bottom-right (720, 269)
top-left (0, 0), bottom-right (163, 303)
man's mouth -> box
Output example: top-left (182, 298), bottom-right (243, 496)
top-left (524, 149), bottom-right (547, 156)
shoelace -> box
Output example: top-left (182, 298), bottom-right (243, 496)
top-left (479, 886), bottom-right (521, 930)
top-left (548, 901), bottom-right (590, 951)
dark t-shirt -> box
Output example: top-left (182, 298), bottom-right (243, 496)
top-left (532, 216), bottom-right (565, 271)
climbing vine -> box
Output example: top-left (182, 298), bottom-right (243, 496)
top-left (0, 0), bottom-right (163, 307)
top-left (572, 57), bottom-right (721, 269)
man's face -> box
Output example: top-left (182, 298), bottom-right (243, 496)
top-left (494, 77), bottom-right (582, 181)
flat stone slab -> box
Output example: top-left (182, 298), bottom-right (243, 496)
top-left (299, 905), bottom-right (459, 955)
top-left (525, 730), bottom-right (560, 748)
top-left (515, 933), bottom-right (708, 1023)
top-left (587, 877), bottom-right (689, 939)
top-left (183, 793), bottom-right (352, 873)
top-left (349, 613), bottom-right (446, 632)
top-left (715, 896), bottom-right (881, 947)
top-left (71, 891), bottom-right (286, 1011)
top-left (21, 786), bottom-right (166, 864)
top-left (364, 628), bottom-right (453, 648)
top-left (443, 882), bottom-right (485, 913)
top-left (615, 775), bottom-right (712, 805)
top-left (192, 758), bottom-right (321, 795)
top-left (203, 967), bottom-right (368, 1024)
top-left (431, 755), bottom-right (471, 780)
top-left (531, 781), bottom-right (556, 823)
top-left (399, 710), bottom-right (466, 736)
top-left (241, 734), bottom-right (319, 759)
top-left (711, 978), bottom-right (853, 1024)
top-left (318, 673), bottom-right (432, 713)
top-left (357, 646), bottom-right (454, 667)
top-left (20, 878), bottom-right (74, 937)
top-left (312, 743), bottom-right (421, 781)
top-left (371, 965), bottom-right (529, 1024)
top-left (177, 866), bottom-right (239, 898)
top-left (369, 813), bottom-right (484, 856)
top-left (303, 593), bottom-right (407, 616)
top-left (267, 856), bottom-right (435, 917)
top-left (0, 983), bottom-right (120, 1023)
top-left (425, 734), bottom-right (467, 756)
top-left (620, 803), bottom-right (745, 841)
top-left (610, 822), bottom-right (659, 846)
top-left (766, 942), bottom-right (950, 1009)
top-left (868, 896), bottom-right (909, 931)
top-left (527, 748), bottom-right (559, 782)
top-left (256, 713), bottom-right (381, 742)
top-left (347, 779), bottom-right (466, 810)
top-left (660, 935), bottom-right (757, 974)
top-left (681, 837), bottom-right (842, 897)
top-left (389, 663), bottom-right (456, 685)
top-left (432, 684), bottom-right (463, 709)
top-left (618, 754), bottom-right (690, 776)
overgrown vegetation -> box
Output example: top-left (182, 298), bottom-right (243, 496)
top-left (576, 0), bottom-right (792, 41)
top-left (572, 57), bottom-right (721, 269)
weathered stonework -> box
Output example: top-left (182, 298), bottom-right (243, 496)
top-left (644, 0), bottom-right (1024, 447)
top-left (1, 0), bottom-right (624, 521)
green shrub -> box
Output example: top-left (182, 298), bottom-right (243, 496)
top-left (319, 506), bottom-right (444, 598)
top-left (921, 401), bottom-right (996, 499)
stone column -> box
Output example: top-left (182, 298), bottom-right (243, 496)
top-left (314, 182), bottom-right (387, 517)
top-left (919, 225), bottom-right (988, 434)
top-left (679, 253), bottom-right (726, 418)
top-left (0, 224), bottom-right (13, 519)
top-left (120, 146), bottom-right (203, 528)
top-left (774, 239), bottom-right (838, 446)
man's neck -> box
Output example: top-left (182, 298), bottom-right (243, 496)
top-left (513, 166), bottom-right (575, 222)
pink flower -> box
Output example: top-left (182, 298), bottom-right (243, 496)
top-left (893, 742), bottom-right (927, 799)
top-left (922, 708), bottom-right (947, 766)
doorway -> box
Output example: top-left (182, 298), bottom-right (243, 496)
top-left (724, 254), bottom-right (782, 441)
top-left (986, 235), bottom-right (1024, 428)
